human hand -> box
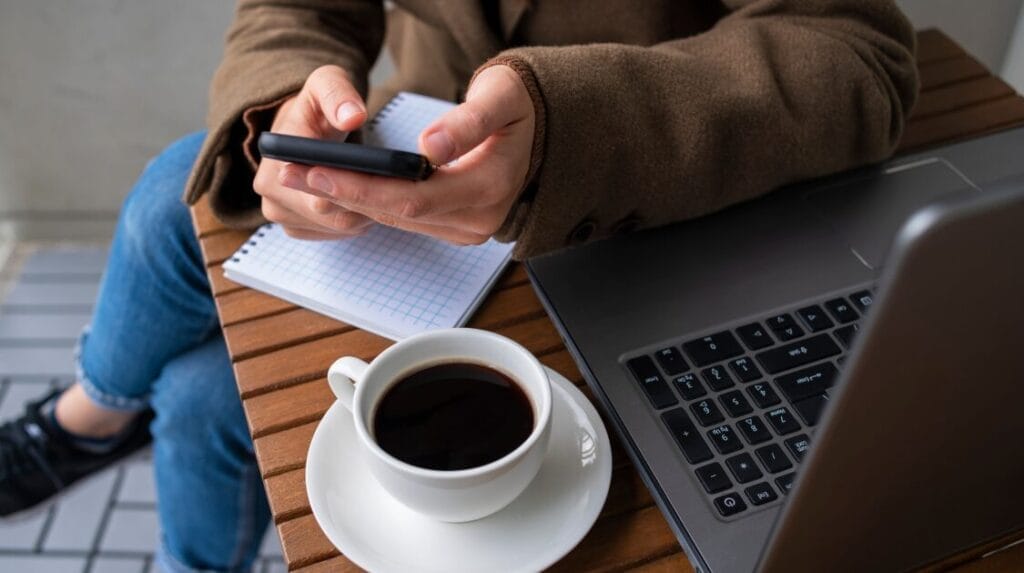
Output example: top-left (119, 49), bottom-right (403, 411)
top-left (280, 64), bottom-right (535, 245)
top-left (253, 65), bottom-right (375, 240)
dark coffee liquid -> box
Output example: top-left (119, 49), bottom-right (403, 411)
top-left (373, 362), bottom-right (534, 471)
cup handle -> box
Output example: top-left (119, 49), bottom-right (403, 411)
top-left (327, 357), bottom-right (368, 412)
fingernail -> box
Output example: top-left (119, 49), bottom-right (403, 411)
top-left (424, 130), bottom-right (455, 163)
top-left (337, 101), bottom-right (363, 124)
top-left (310, 173), bottom-right (332, 194)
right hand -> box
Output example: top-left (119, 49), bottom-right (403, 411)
top-left (253, 65), bottom-right (375, 240)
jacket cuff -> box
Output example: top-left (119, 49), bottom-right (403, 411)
top-left (470, 54), bottom-right (547, 247)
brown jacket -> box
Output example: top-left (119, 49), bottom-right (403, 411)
top-left (185, 0), bottom-right (919, 259)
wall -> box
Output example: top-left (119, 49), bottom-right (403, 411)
top-left (0, 0), bottom-right (1021, 241)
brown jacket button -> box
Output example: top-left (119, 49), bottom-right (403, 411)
top-left (611, 215), bottom-right (642, 235)
top-left (567, 219), bottom-right (597, 245)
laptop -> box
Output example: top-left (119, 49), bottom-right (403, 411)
top-left (526, 127), bottom-right (1024, 572)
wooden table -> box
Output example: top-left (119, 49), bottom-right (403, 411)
top-left (191, 29), bottom-right (1024, 572)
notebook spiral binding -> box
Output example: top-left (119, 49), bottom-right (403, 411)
top-left (230, 224), bottom-right (273, 263)
top-left (366, 93), bottom-right (406, 131)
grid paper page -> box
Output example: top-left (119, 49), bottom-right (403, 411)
top-left (224, 92), bottom-right (515, 340)
top-left (364, 92), bottom-right (458, 153)
top-left (224, 224), bottom-right (512, 340)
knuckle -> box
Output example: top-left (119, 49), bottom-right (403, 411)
top-left (310, 197), bottom-right (336, 216)
top-left (330, 210), bottom-right (362, 231)
top-left (459, 105), bottom-right (490, 136)
top-left (373, 211), bottom-right (401, 228)
top-left (398, 196), bottom-right (427, 220)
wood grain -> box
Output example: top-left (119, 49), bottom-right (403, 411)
top-left (187, 29), bottom-right (1024, 572)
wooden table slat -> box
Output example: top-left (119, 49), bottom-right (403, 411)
top-left (206, 263), bottom-right (245, 297)
top-left (215, 288), bottom-right (296, 328)
top-left (224, 283), bottom-right (543, 362)
top-left (188, 29), bottom-right (1024, 573)
top-left (246, 378), bottom-right (333, 439)
top-left (918, 54), bottom-right (988, 92)
top-left (190, 195), bottom-right (228, 238)
top-left (253, 421), bottom-right (319, 478)
top-left (199, 229), bottom-right (252, 267)
top-left (278, 514), bottom-right (341, 568)
top-left (910, 76), bottom-right (1015, 121)
top-left (293, 555), bottom-right (365, 573)
top-left (898, 95), bottom-right (1024, 153)
top-left (265, 468), bottom-right (312, 524)
top-left (915, 28), bottom-right (966, 66)
top-left (548, 506), bottom-right (680, 573)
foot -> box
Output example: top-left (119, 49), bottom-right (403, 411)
top-left (0, 389), bottom-right (153, 519)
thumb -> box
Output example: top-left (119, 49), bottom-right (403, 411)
top-left (304, 65), bottom-right (367, 133)
top-left (419, 66), bottom-right (526, 164)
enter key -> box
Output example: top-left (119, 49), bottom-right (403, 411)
top-left (774, 363), bottom-right (839, 402)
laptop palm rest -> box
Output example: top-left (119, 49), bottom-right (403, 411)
top-left (803, 158), bottom-right (977, 269)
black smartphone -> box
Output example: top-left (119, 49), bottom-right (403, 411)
top-left (257, 132), bottom-right (434, 181)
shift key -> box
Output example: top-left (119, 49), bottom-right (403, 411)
top-left (756, 334), bottom-right (841, 374)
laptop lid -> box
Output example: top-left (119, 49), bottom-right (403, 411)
top-left (758, 181), bottom-right (1024, 571)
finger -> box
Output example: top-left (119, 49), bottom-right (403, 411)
top-left (262, 183), bottom-right (375, 235)
top-left (304, 65), bottom-right (368, 133)
top-left (418, 65), bottom-right (528, 164)
top-left (306, 164), bottom-right (492, 223)
top-left (280, 226), bottom-right (363, 241)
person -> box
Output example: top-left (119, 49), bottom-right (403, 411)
top-left (0, 0), bottom-right (918, 571)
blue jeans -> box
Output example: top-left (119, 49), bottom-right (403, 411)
top-left (77, 132), bottom-right (271, 572)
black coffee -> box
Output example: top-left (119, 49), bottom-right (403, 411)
top-left (372, 362), bottom-right (534, 471)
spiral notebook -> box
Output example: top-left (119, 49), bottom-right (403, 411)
top-left (224, 93), bottom-right (514, 341)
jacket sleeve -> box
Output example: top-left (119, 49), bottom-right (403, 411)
top-left (184, 0), bottom-right (385, 228)
top-left (486, 0), bottom-right (919, 258)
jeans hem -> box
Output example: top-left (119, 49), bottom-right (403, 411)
top-left (76, 326), bottom-right (151, 412)
top-left (156, 541), bottom-right (221, 573)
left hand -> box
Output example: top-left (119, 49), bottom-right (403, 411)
top-left (278, 65), bottom-right (535, 245)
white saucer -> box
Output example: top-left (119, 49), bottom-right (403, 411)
top-left (306, 367), bottom-right (613, 573)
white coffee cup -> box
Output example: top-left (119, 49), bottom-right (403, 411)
top-left (326, 328), bottom-right (552, 523)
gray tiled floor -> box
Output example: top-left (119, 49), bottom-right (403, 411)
top-left (0, 247), bottom-right (284, 573)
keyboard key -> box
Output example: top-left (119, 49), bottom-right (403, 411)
top-left (766, 407), bottom-right (801, 435)
top-left (850, 290), bottom-right (874, 313)
top-left (755, 444), bottom-right (793, 473)
top-left (673, 373), bottom-right (706, 400)
top-left (755, 334), bottom-right (841, 374)
top-left (701, 365), bottom-right (734, 391)
top-left (682, 332), bottom-right (743, 366)
top-left (766, 313), bottom-right (805, 341)
top-left (747, 382), bottom-right (781, 408)
top-left (774, 362), bottom-right (839, 402)
top-left (745, 482), bottom-right (778, 506)
top-left (661, 409), bottom-right (712, 464)
top-left (824, 298), bottom-right (859, 323)
top-left (785, 434), bottom-right (811, 461)
top-left (737, 415), bottom-right (771, 444)
top-left (654, 347), bottom-right (689, 375)
top-left (695, 463), bottom-right (732, 494)
top-left (834, 324), bottom-right (860, 348)
top-left (736, 322), bottom-right (774, 350)
top-left (796, 305), bottom-right (834, 332)
top-left (719, 390), bottom-right (753, 417)
top-left (793, 394), bottom-right (829, 426)
top-left (690, 399), bottom-right (725, 427)
top-left (714, 492), bottom-right (747, 517)
top-left (707, 424), bottom-right (743, 454)
top-left (775, 472), bottom-right (796, 494)
top-left (728, 357), bottom-right (762, 383)
top-left (726, 453), bottom-right (763, 483)
top-left (626, 356), bottom-right (679, 409)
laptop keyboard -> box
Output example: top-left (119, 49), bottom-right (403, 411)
top-left (624, 288), bottom-right (875, 519)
